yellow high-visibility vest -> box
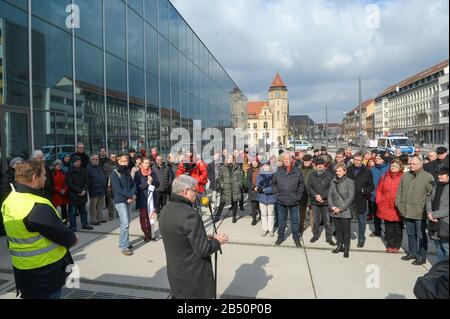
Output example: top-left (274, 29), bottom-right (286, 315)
top-left (1, 190), bottom-right (68, 270)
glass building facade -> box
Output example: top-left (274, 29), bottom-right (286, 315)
top-left (0, 0), bottom-right (246, 170)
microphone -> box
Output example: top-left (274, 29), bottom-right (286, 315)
top-left (201, 196), bottom-right (222, 254)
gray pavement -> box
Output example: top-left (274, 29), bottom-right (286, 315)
top-left (0, 199), bottom-right (434, 299)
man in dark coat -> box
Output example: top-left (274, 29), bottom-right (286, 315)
top-left (414, 257), bottom-right (448, 299)
top-left (86, 154), bottom-right (108, 225)
top-left (153, 155), bottom-right (173, 217)
top-left (307, 157), bottom-right (336, 245)
top-left (66, 155), bottom-right (93, 231)
top-left (0, 157), bottom-right (23, 236)
top-left (347, 151), bottom-right (375, 248)
top-left (272, 152), bottom-right (305, 247)
top-left (159, 175), bottom-right (229, 299)
top-left (71, 143), bottom-right (90, 170)
top-left (426, 147), bottom-right (449, 183)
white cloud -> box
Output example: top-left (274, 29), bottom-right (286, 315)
top-left (171, 0), bottom-right (449, 123)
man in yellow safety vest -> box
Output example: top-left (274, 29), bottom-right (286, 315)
top-left (1, 160), bottom-right (79, 299)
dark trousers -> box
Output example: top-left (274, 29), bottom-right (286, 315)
top-left (250, 200), bottom-right (260, 219)
top-left (139, 208), bottom-right (152, 236)
top-left (274, 203), bottom-right (279, 227)
top-left (69, 204), bottom-right (88, 231)
top-left (311, 205), bottom-right (332, 240)
top-left (239, 188), bottom-right (244, 209)
top-left (0, 213), bottom-right (5, 237)
top-left (155, 191), bottom-right (168, 216)
top-left (370, 201), bottom-right (382, 235)
top-left (333, 217), bottom-right (351, 248)
top-left (215, 201), bottom-right (238, 220)
top-left (384, 220), bottom-right (403, 249)
top-left (299, 197), bottom-right (308, 233)
top-left (57, 204), bottom-right (68, 223)
top-left (405, 218), bottom-right (428, 258)
top-left (277, 203), bottom-right (300, 241)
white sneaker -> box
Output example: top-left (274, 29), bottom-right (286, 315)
top-left (261, 230), bottom-right (268, 237)
top-left (269, 230), bottom-right (274, 237)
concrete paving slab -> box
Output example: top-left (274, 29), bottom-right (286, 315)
top-left (217, 244), bottom-right (315, 299)
top-left (306, 248), bottom-right (429, 299)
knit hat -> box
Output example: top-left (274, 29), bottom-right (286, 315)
top-left (54, 159), bottom-right (63, 166)
top-left (314, 157), bottom-right (325, 165)
top-left (72, 155), bottom-right (81, 163)
top-left (9, 157), bottom-right (23, 168)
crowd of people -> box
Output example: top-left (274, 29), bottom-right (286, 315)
top-left (0, 141), bottom-right (449, 299)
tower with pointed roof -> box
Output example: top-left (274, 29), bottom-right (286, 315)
top-left (269, 72), bottom-right (288, 146)
top-left (247, 72), bottom-right (289, 148)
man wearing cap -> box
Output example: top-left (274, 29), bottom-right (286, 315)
top-left (0, 157), bottom-right (24, 236)
top-left (307, 157), bottom-right (336, 245)
top-left (396, 156), bottom-right (435, 265)
top-left (369, 152), bottom-right (390, 237)
top-left (426, 167), bottom-right (449, 262)
top-left (313, 149), bottom-right (321, 161)
top-left (427, 147), bottom-right (449, 183)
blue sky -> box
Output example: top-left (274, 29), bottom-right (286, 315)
top-left (171, 0), bottom-right (449, 123)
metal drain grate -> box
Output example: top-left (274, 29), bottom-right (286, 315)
top-left (61, 288), bottom-right (144, 299)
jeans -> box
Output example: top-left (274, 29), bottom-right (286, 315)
top-left (357, 212), bottom-right (368, 243)
top-left (259, 203), bottom-right (275, 232)
top-left (434, 240), bottom-right (449, 262)
top-left (277, 203), bottom-right (300, 241)
top-left (405, 219), bottom-right (428, 259)
top-left (311, 205), bottom-right (332, 240)
top-left (384, 221), bottom-right (403, 249)
top-left (68, 204), bottom-right (89, 231)
top-left (89, 196), bottom-right (105, 223)
top-left (115, 203), bottom-right (132, 251)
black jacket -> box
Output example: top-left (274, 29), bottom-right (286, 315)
top-left (86, 164), bottom-right (107, 198)
top-left (347, 165), bottom-right (375, 214)
top-left (159, 194), bottom-right (221, 299)
top-left (425, 156), bottom-right (450, 183)
top-left (153, 163), bottom-right (172, 192)
top-left (307, 170), bottom-right (335, 206)
top-left (134, 170), bottom-right (159, 210)
top-left (206, 162), bottom-right (221, 191)
top-left (65, 166), bottom-right (89, 205)
top-left (71, 152), bottom-right (90, 170)
top-left (11, 184), bottom-right (76, 299)
top-left (0, 167), bottom-right (15, 206)
top-left (272, 166), bottom-right (305, 206)
top-left (42, 165), bottom-right (54, 202)
top-left (414, 257), bottom-right (449, 299)
top-left (247, 166), bottom-right (261, 202)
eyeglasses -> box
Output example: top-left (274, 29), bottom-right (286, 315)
top-left (187, 188), bottom-right (198, 194)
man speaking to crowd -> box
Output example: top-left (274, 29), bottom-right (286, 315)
top-left (159, 175), bottom-right (229, 299)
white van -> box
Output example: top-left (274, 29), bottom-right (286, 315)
top-left (286, 140), bottom-right (314, 151)
top-left (377, 136), bottom-right (415, 155)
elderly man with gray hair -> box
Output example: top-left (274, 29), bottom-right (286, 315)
top-left (396, 156), bottom-right (435, 266)
top-left (159, 175), bottom-right (228, 299)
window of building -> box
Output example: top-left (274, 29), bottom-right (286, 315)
top-left (263, 122), bottom-right (268, 129)
top-left (277, 111), bottom-right (280, 121)
top-left (253, 123), bottom-right (257, 129)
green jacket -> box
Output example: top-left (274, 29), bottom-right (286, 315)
top-left (395, 169), bottom-right (435, 220)
top-left (217, 164), bottom-right (243, 205)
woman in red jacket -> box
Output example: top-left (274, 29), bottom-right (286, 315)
top-left (52, 159), bottom-right (70, 224)
top-left (376, 158), bottom-right (404, 253)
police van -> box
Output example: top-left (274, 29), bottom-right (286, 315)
top-left (377, 134), bottom-right (415, 155)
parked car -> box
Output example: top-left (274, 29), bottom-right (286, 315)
top-left (286, 140), bottom-right (314, 151)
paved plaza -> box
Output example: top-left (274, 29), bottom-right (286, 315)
top-left (0, 197), bottom-right (436, 299)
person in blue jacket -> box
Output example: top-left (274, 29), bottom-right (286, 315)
top-left (256, 161), bottom-right (277, 237)
top-left (110, 154), bottom-right (137, 256)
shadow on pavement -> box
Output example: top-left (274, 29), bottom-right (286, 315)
top-left (221, 256), bottom-right (272, 298)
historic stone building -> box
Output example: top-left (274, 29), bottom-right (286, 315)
top-left (247, 73), bottom-right (289, 148)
